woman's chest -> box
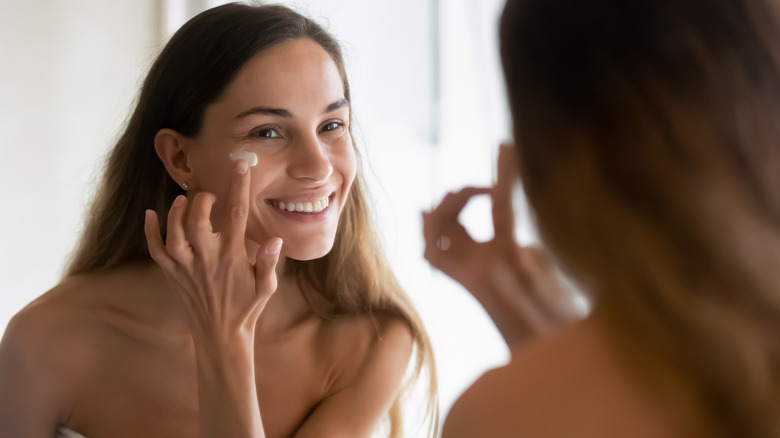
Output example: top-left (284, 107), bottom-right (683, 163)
top-left (66, 333), bottom-right (330, 438)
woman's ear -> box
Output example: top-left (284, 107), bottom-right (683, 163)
top-left (155, 128), bottom-right (196, 190)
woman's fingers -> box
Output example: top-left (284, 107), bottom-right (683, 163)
top-left (222, 159), bottom-right (251, 249)
top-left (166, 195), bottom-right (190, 260)
top-left (186, 192), bottom-right (218, 255)
top-left (253, 238), bottom-right (282, 300)
top-left (430, 187), bottom-right (492, 221)
top-left (493, 143), bottom-right (518, 239)
top-left (423, 187), bottom-right (490, 254)
top-left (145, 209), bottom-right (176, 270)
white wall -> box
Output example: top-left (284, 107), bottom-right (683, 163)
top-left (0, 0), bottom-right (159, 332)
top-left (0, 0), bottom-right (519, 435)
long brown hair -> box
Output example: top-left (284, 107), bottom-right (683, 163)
top-left (65, 3), bottom-right (438, 436)
top-left (500, 0), bottom-right (780, 436)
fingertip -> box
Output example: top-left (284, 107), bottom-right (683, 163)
top-left (144, 211), bottom-right (167, 263)
top-left (144, 209), bottom-right (160, 235)
top-left (173, 195), bottom-right (187, 207)
top-left (265, 238), bottom-right (283, 255)
top-left (236, 158), bottom-right (249, 175)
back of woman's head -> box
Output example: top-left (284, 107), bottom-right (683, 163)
top-left (500, 0), bottom-right (780, 436)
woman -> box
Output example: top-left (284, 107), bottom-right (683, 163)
top-left (0, 4), bottom-right (437, 438)
top-left (426, 0), bottom-right (780, 436)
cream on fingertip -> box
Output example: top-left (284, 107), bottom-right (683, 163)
top-left (228, 150), bottom-right (258, 167)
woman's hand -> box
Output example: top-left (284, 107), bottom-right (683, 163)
top-left (423, 144), bottom-right (581, 347)
top-left (144, 159), bottom-right (281, 342)
top-left (144, 159), bottom-right (279, 437)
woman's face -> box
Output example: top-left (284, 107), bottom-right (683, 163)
top-left (187, 38), bottom-right (356, 260)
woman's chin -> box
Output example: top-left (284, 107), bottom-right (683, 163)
top-left (282, 243), bottom-right (333, 261)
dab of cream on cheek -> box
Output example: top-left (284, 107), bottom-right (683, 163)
top-left (228, 150), bottom-right (259, 167)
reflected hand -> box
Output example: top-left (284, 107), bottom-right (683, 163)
top-left (144, 159), bottom-right (282, 341)
top-left (423, 144), bottom-right (580, 346)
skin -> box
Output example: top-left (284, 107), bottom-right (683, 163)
top-left (0, 39), bottom-right (412, 438)
top-left (442, 320), bottom-right (678, 438)
top-left (424, 145), bottom-right (680, 437)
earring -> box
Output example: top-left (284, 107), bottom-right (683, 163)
top-left (181, 182), bottom-right (190, 190)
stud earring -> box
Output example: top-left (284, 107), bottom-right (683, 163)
top-left (181, 182), bottom-right (190, 190)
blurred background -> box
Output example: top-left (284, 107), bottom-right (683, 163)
top-left (0, 0), bottom-right (536, 435)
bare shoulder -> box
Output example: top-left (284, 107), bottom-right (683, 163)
top-left (442, 319), bottom-right (677, 438)
top-left (318, 311), bottom-right (414, 384)
top-left (1, 273), bottom-right (104, 372)
top-left (442, 324), bottom-right (583, 438)
top-left (0, 265), bottom-right (156, 383)
top-left (0, 274), bottom-right (105, 430)
top-left (4, 274), bottom-right (91, 345)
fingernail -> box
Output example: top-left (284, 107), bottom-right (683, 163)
top-left (145, 210), bottom-right (154, 224)
top-left (436, 236), bottom-right (452, 251)
top-left (266, 239), bottom-right (283, 255)
top-left (173, 195), bottom-right (186, 206)
top-left (236, 159), bottom-right (248, 175)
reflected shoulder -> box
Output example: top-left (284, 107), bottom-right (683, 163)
top-left (443, 319), bottom-right (680, 438)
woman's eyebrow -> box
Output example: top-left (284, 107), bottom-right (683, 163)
top-left (235, 106), bottom-right (292, 119)
top-left (235, 98), bottom-right (348, 119)
top-left (323, 98), bottom-right (349, 114)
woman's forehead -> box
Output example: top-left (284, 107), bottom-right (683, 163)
top-left (219, 39), bottom-right (345, 111)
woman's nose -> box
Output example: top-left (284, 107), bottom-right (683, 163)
top-left (287, 133), bottom-right (334, 181)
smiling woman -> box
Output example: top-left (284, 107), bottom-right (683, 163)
top-left (0, 4), bottom-right (437, 438)
top-left (155, 38), bottom-right (357, 262)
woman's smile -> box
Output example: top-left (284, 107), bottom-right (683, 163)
top-left (264, 192), bottom-right (336, 222)
top-left (187, 38), bottom-right (357, 260)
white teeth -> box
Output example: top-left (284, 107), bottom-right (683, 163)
top-left (273, 196), bottom-right (330, 213)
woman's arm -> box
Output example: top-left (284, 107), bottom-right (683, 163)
top-left (145, 158), bottom-right (281, 437)
top-left (292, 318), bottom-right (414, 438)
top-left (191, 334), bottom-right (264, 437)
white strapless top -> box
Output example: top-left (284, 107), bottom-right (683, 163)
top-left (57, 427), bottom-right (88, 438)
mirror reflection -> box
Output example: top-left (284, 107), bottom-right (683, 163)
top-left (0, 1), bottom-right (513, 437)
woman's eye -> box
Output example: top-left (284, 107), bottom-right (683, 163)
top-left (253, 128), bottom-right (280, 138)
top-left (321, 122), bottom-right (343, 132)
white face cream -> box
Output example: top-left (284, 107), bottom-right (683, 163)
top-left (228, 150), bottom-right (258, 167)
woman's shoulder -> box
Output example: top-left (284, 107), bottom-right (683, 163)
top-left (2, 272), bottom-right (110, 358)
top-left (0, 273), bottom-right (110, 413)
top-left (2, 263), bottom-right (165, 362)
top-left (318, 310), bottom-right (413, 359)
top-left (442, 318), bottom-right (678, 438)
top-left (316, 311), bottom-right (414, 390)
